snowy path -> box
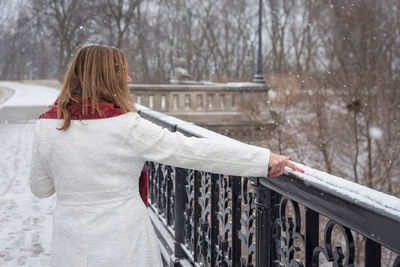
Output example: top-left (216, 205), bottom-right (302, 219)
top-left (0, 123), bottom-right (54, 266)
top-left (0, 82), bottom-right (57, 266)
top-left (0, 82), bottom-right (59, 108)
top-left (0, 82), bottom-right (58, 123)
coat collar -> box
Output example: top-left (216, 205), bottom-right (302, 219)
top-left (39, 101), bottom-right (126, 120)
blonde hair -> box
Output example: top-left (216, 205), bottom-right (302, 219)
top-left (56, 45), bottom-right (135, 131)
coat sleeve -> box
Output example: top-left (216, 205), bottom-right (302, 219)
top-left (29, 121), bottom-right (55, 198)
top-left (122, 113), bottom-right (270, 177)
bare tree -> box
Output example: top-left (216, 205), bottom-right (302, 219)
top-left (94, 0), bottom-right (142, 49)
top-left (265, 0), bottom-right (295, 73)
top-left (32, 0), bottom-right (92, 80)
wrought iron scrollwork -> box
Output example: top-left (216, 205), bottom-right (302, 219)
top-left (141, 111), bottom-right (400, 267)
top-left (159, 164), bottom-right (168, 215)
top-left (148, 162), bottom-right (175, 229)
top-left (216, 174), bottom-right (233, 267)
top-left (148, 163), bottom-right (396, 267)
top-left (312, 220), bottom-right (355, 267)
top-left (147, 161), bottom-right (157, 205)
top-left (392, 256), bottom-right (400, 267)
top-left (274, 198), bottom-right (305, 267)
top-left (166, 166), bottom-right (175, 227)
top-left (239, 177), bottom-right (256, 267)
top-left (183, 169), bottom-right (195, 254)
top-left (197, 171), bottom-right (212, 266)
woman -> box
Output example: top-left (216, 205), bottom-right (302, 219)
top-left (29, 45), bottom-right (303, 266)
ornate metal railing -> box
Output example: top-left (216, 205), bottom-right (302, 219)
top-left (135, 104), bottom-right (400, 267)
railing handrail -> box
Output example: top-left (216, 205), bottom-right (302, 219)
top-left (129, 82), bottom-right (268, 92)
top-left (134, 103), bottom-right (400, 258)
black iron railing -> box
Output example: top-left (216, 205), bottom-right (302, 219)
top-left (135, 104), bottom-right (400, 267)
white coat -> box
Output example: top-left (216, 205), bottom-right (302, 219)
top-left (29, 111), bottom-right (270, 266)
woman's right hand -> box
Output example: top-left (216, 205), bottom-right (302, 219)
top-left (268, 152), bottom-right (304, 178)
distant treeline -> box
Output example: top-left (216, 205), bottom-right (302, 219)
top-left (0, 0), bottom-right (398, 85)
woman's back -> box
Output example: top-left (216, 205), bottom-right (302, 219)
top-left (39, 114), bottom-right (145, 200)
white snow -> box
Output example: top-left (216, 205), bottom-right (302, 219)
top-left (268, 89), bottom-right (277, 100)
top-left (0, 122), bottom-right (55, 266)
top-left (285, 164), bottom-right (400, 218)
top-left (369, 126), bottom-right (383, 139)
top-left (225, 82), bottom-right (266, 87)
top-left (0, 82), bottom-right (58, 107)
top-left (0, 82), bottom-right (57, 266)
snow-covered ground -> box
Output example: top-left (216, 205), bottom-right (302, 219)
top-left (0, 122), bottom-right (54, 266)
top-left (0, 82), bottom-right (59, 108)
top-left (0, 82), bottom-right (59, 123)
top-left (0, 82), bottom-right (57, 266)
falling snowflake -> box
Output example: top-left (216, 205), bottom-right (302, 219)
top-left (268, 90), bottom-right (277, 100)
top-left (369, 127), bottom-right (383, 139)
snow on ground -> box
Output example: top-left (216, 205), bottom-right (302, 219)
top-left (0, 122), bottom-right (55, 266)
top-left (0, 82), bottom-right (58, 107)
top-left (0, 82), bottom-right (56, 266)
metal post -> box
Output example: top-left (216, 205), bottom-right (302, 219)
top-left (171, 167), bottom-right (186, 266)
top-left (365, 239), bottom-right (381, 267)
top-left (231, 176), bottom-right (242, 266)
top-left (252, 0), bottom-right (266, 84)
top-left (252, 179), bottom-right (279, 266)
top-left (305, 208), bottom-right (319, 266)
top-left (193, 170), bottom-right (201, 261)
top-left (210, 173), bottom-right (219, 266)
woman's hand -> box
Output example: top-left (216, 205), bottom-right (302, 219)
top-left (268, 152), bottom-right (304, 178)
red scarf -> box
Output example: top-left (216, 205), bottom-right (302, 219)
top-left (39, 101), bottom-right (149, 207)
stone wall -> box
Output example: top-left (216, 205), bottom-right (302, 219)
top-left (129, 83), bottom-right (274, 143)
